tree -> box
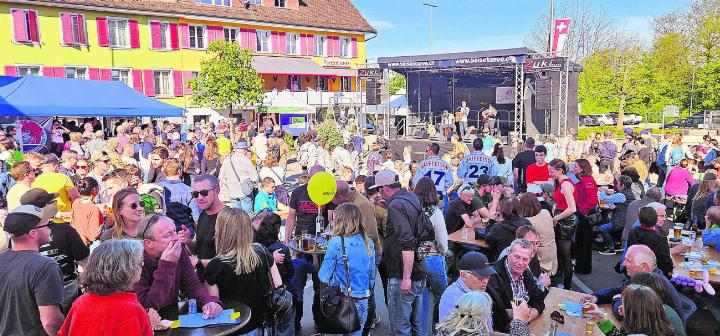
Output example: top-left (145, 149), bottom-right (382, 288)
top-left (315, 120), bottom-right (343, 150)
top-left (389, 71), bottom-right (406, 94)
top-left (189, 40), bottom-right (265, 113)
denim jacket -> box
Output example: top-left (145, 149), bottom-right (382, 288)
top-left (318, 234), bottom-right (375, 298)
top-left (703, 227), bottom-right (720, 247)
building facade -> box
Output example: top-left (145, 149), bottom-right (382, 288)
top-left (0, 0), bottom-right (375, 120)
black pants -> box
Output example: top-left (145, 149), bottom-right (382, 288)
top-left (557, 238), bottom-right (573, 290)
top-left (574, 214), bottom-right (594, 274)
top-left (657, 164), bottom-right (668, 187)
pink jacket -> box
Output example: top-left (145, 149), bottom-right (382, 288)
top-left (664, 167), bottom-right (694, 196)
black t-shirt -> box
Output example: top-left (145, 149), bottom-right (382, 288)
top-left (444, 199), bottom-right (474, 233)
top-left (196, 211), bottom-right (219, 261)
top-left (203, 244), bottom-right (273, 334)
top-left (39, 224), bottom-right (90, 282)
top-left (512, 150), bottom-right (536, 193)
top-left (288, 184), bottom-right (328, 235)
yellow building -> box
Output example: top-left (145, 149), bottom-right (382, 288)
top-left (0, 0), bottom-right (376, 119)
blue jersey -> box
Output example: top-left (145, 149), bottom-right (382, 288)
top-left (412, 156), bottom-right (454, 194)
top-left (457, 151), bottom-right (495, 184)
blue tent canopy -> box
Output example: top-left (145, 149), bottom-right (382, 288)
top-left (0, 75), bottom-right (183, 117)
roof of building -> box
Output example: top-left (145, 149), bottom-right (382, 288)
top-left (28, 0), bottom-right (376, 34)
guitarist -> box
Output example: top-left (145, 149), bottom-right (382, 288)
top-left (481, 104), bottom-right (497, 135)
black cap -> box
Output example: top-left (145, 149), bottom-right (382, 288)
top-left (364, 176), bottom-right (377, 194)
top-left (459, 252), bottom-right (497, 278)
top-left (489, 176), bottom-right (503, 186)
top-left (20, 188), bottom-right (58, 207)
top-left (475, 174), bottom-right (491, 186)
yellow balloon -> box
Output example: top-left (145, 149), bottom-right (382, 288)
top-left (308, 172), bottom-right (337, 206)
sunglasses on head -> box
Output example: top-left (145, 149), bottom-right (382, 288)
top-left (192, 189), bottom-right (214, 198)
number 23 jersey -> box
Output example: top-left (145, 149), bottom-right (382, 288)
top-left (457, 152), bottom-right (495, 185)
top-left (412, 156), bottom-right (454, 194)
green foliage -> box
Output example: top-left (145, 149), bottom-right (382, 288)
top-left (315, 120), bottom-right (344, 150)
top-left (576, 126), bottom-right (679, 140)
top-left (189, 41), bottom-right (265, 111)
top-left (283, 131), bottom-right (295, 152)
top-left (389, 72), bottom-right (406, 94)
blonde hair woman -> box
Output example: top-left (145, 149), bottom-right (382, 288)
top-left (100, 188), bottom-right (143, 241)
top-left (318, 203), bottom-right (375, 336)
top-left (436, 291), bottom-right (530, 336)
top-left (203, 208), bottom-right (282, 335)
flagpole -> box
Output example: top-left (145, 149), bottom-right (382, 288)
top-left (549, 0), bottom-right (554, 53)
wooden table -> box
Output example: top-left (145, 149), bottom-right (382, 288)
top-left (157, 300), bottom-right (251, 336)
top-left (529, 288), bottom-right (611, 336)
top-left (447, 228), bottom-right (489, 248)
top-left (671, 246), bottom-right (720, 284)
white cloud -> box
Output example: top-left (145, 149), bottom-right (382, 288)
top-left (369, 20), bottom-right (396, 30)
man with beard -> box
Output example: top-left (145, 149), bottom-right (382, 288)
top-left (179, 174), bottom-right (225, 274)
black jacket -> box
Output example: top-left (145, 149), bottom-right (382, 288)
top-left (626, 226), bottom-right (674, 277)
top-left (381, 189), bottom-right (426, 281)
top-left (486, 256), bottom-right (547, 333)
top-left (485, 218), bottom-right (531, 261)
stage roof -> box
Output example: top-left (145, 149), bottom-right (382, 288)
top-left (377, 47), bottom-right (536, 65)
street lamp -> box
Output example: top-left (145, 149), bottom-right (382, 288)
top-left (423, 2), bottom-right (437, 53)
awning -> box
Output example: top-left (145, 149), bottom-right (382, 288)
top-left (252, 56), bottom-right (357, 77)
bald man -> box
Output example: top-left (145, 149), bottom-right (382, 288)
top-left (284, 165), bottom-right (328, 243)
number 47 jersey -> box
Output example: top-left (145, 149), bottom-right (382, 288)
top-left (457, 151), bottom-right (495, 185)
top-left (412, 156), bottom-right (454, 195)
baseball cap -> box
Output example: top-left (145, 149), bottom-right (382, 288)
top-left (539, 183), bottom-right (554, 194)
top-left (42, 153), bottom-right (60, 165)
top-left (370, 169), bottom-right (399, 190)
top-left (489, 176), bottom-right (503, 186)
top-left (90, 150), bottom-right (109, 162)
top-left (234, 141), bottom-right (250, 150)
top-left (3, 204), bottom-right (57, 237)
top-left (20, 188), bottom-right (58, 207)
top-left (459, 252), bottom-right (497, 278)
top-left (475, 174), bottom-right (491, 186)
top-left (527, 184), bottom-right (544, 201)
top-left (364, 176), bottom-right (377, 194)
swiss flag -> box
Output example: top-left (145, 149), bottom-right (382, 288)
top-left (551, 18), bottom-right (571, 55)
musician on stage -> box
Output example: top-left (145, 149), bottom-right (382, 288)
top-left (481, 103), bottom-right (497, 134)
top-left (456, 101), bottom-right (470, 138)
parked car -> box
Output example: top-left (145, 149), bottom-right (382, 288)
top-left (579, 115), bottom-right (598, 126)
top-left (624, 114), bottom-right (643, 125)
top-left (665, 114), bottom-right (705, 129)
top-left (597, 114), bottom-right (616, 125)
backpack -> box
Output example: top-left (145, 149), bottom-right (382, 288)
top-left (137, 184), bottom-right (166, 215)
top-left (669, 146), bottom-right (685, 166)
top-left (398, 194), bottom-right (436, 261)
top-left (0, 173), bottom-right (13, 209)
top-left (163, 187), bottom-right (196, 235)
top-left (598, 141), bottom-right (616, 159)
top-left (657, 144), bottom-right (669, 165)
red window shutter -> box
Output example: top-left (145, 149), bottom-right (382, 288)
top-left (279, 32), bottom-right (286, 54)
top-left (88, 67), bottom-right (100, 80)
top-left (150, 21), bottom-right (161, 49)
top-left (96, 17), bottom-right (109, 47)
top-left (132, 69), bottom-right (143, 91)
top-left (60, 13), bottom-right (73, 45)
top-left (248, 29), bottom-right (257, 51)
top-left (27, 10), bottom-right (39, 42)
top-left (4, 66), bottom-right (18, 76)
top-left (180, 23), bottom-right (190, 49)
top-left (183, 71), bottom-right (193, 95)
top-left (143, 69), bottom-right (155, 96)
top-left (173, 70), bottom-right (183, 97)
top-left (129, 20), bottom-right (140, 48)
top-left (54, 67), bottom-right (65, 78)
top-left (351, 38), bottom-right (357, 58)
top-left (100, 68), bottom-right (111, 80)
top-left (170, 23), bottom-right (179, 50)
top-left (271, 31), bottom-right (279, 53)
top-left (11, 9), bottom-right (28, 42)
top-left (77, 15), bottom-right (86, 45)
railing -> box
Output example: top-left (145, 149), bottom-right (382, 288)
top-left (264, 91), bottom-right (364, 106)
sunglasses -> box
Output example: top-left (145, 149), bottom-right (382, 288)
top-left (35, 222), bottom-right (55, 230)
top-left (192, 189), bottom-right (214, 198)
top-left (125, 202), bottom-right (141, 210)
top-left (76, 165), bottom-right (88, 168)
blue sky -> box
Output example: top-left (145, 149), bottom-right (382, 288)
top-left (352, 0), bottom-right (688, 60)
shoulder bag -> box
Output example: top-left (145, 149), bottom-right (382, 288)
top-left (262, 244), bottom-right (293, 328)
top-left (229, 154), bottom-right (255, 197)
top-left (313, 236), bottom-right (361, 334)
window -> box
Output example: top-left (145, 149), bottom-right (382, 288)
top-left (275, 0), bottom-right (286, 7)
top-left (154, 70), bottom-right (172, 96)
top-left (287, 75), bottom-right (299, 91)
top-left (195, 0), bottom-right (231, 5)
top-left (17, 66), bottom-right (40, 76)
top-left (341, 77), bottom-right (352, 92)
top-left (315, 76), bottom-right (328, 91)
top-left (256, 30), bottom-right (271, 52)
top-left (159, 22), bottom-right (170, 49)
top-left (65, 67), bottom-right (87, 79)
top-left (189, 25), bottom-right (206, 49)
top-left (224, 27), bottom-right (239, 43)
top-left (111, 69), bottom-right (131, 86)
top-left (340, 37), bottom-right (352, 58)
top-left (11, 9), bottom-right (40, 43)
top-left (108, 18), bottom-right (129, 47)
top-left (286, 33), bottom-right (300, 55)
top-left (314, 35), bottom-right (327, 56)
top-left (248, 0), bottom-right (261, 4)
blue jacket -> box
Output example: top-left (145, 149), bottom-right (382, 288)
top-left (318, 234), bottom-right (375, 298)
top-left (703, 227), bottom-right (720, 247)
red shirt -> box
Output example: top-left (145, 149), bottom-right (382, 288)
top-left (553, 178), bottom-right (576, 211)
top-left (58, 292), bottom-right (153, 336)
top-left (525, 163), bottom-right (550, 185)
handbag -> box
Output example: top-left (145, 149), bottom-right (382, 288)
top-left (229, 154), bottom-right (255, 197)
top-left (585, 208), bottom-right (603, 227)
top-left (262, 245), bottom-right (293, 327)
top-left (313, 236), bottom-right (362, 334)
top-left (554, 209), bottom-right (577, 240)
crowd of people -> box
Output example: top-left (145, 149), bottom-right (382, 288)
top-left (0, 118), bottom-right (719, 336)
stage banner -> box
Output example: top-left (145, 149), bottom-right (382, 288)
top-left (495, 87), bottom-right (515, 105)
top-left (552, 18), bottom-right (571, 55)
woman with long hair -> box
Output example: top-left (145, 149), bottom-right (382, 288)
top-left (203, 207), bottom-right (283, 335)
top-left (436, 291), bottom-right (530, 336)
top-left (486, 197), bottom-right (531, 260)
top-left (201, 140), bottom-right (221, 177)
top-left (627, 272), bottom-right (686, 335)
top-left (492, 143), bottom-right (513, 187)
top-left (517, 193), bottom-right (557, 277)
top-left (179, 141), bottom-right (199, 185)
top-left (588, 284), bottom-right (676, 336)
top-left (100, 188), bottom-right (143, 241)
top-left (414, 177), bottom-right (449, 335)
top-left (573, 158), bottom-right (599, 274)
top-left (548, 159), bottom-right (577, 289)
top-left (691, 178), bottom-right (718, 228)
top-left (318, 203), bottom-right (375, 336)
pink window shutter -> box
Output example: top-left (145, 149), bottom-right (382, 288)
top-left (129, 20), bottom-right (140, 48)
top-left (351, 38), bottom-right (357, 58)
top-left (299, 34), bottom-right (306, 55)
top-left (100, 68), bottom-right (111, 80)
top-left (327, 36), bottom-right (333, 56)
top-left (150, 21), bottom-right (161, 49)
top-left (77, 15), bottom-right (86, 45)
top-left (207, 26), bottom-right (222, 44)
top-left (180, 24), bottom-right (190, 49)
top-left (54, 67), bottom-right (65, 78)
top-left (307, 34), bottom-right (314, 55)
top-left (60, 13), bottom-right (73, 45)
top-left (270, 31), bottom-right (279, 53)
top-left (170, 23), bottom-right (179, 50)
top-left (27, 10), bottom-right (39, 42)
top-left (11, 9), bottom-right (28, 42)
top-left (96, 17), bottom-right (109, 47)
top-left (132, 69), bottom-right (143, 91)
top-left (43, 67), bottom-right (54, 77)
top-left (173, 70), bottom-right (183, 97)
top-left (334, 37), bottom-right (341, 57)
top-left (182, 71), bottom-right (193, 95)
top-left (88, 68), bottom-right (100, 80)
top-left (248, 29), bottom-right (257, 51)
top-left (4, 66), bottom-right (18, 76)
top-left (143, 69), bottom-right (155, 96)
top-left (279, 32), bottom-right (286, 54)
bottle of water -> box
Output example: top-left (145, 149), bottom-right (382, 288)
top-left (188, 299), bottom-right (197, 314)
